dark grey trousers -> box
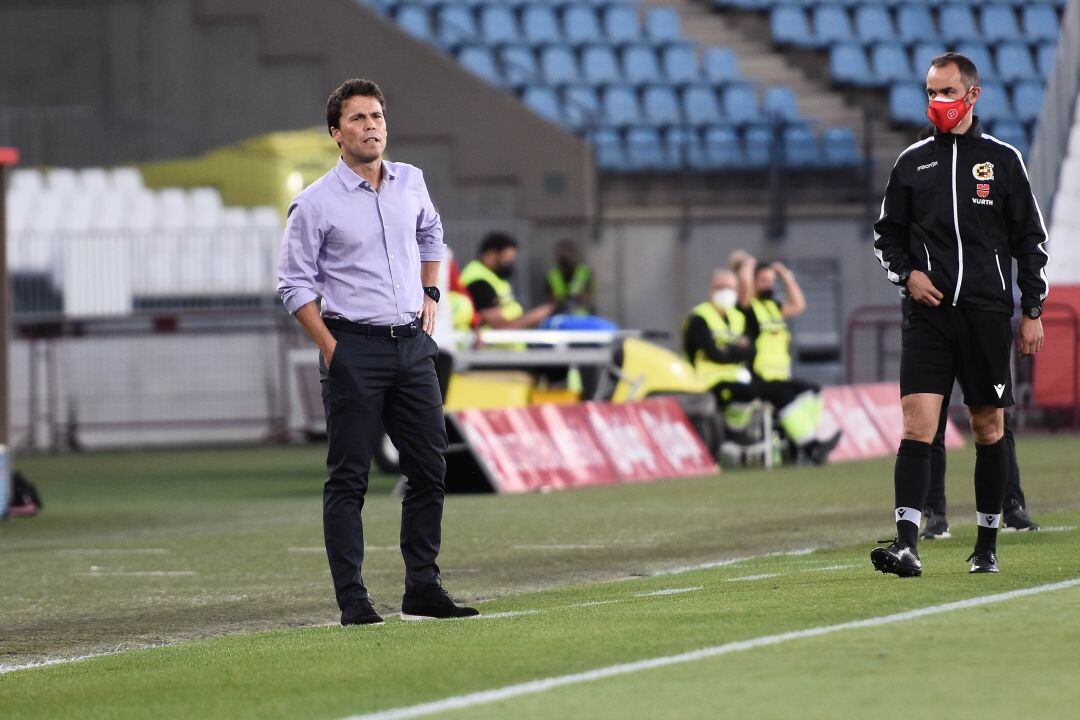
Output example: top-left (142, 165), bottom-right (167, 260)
top-left (319, 329), bottom-right (448, 610)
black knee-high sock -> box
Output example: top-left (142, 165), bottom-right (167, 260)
top-left (974, 437), bottom-right (1009, 552)
top-left (894, 439), bottom-right (932, 548)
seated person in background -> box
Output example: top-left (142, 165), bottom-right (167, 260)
top-left (731, 250), bottom-right (841, 465)
top-left (545, 239), bottom-right (595, 316)
top-left (461, 231), bottom-right (555, 329)
top-left (683, 268), bottom-right (756, 413)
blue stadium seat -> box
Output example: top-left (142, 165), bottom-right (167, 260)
top-left (1037, 42), bottom-right (1057, 78)
top-left (889, 82), bottom-right (930, 126)
top-left (698, 125), bottom-right (744, 170)
top-left (854, 4), bottom-right (894, 43)
top-left (939, 5), bottom-right (978, 44)
top-left (480, 5), bottom-right (520, 45)
top-left (623, 45), bottom-right (662, 86)
top-left (662, 45), bottom-right (700, 85)
top-left (645, 7), bottom-right (683, 43)
top-left (603, 5), bottom-right (642, 44)
top-left (956, 42), bottom-right (997, 81)
top-left (722, 83), bottom-right (760, 125)
top-left (500, 45), bottom-right (539, 87)
top-left (588, 128), bottom-right (628, 171)
top-left (457, 46), bottom-right (501, 86)
top-left (437, 6), bottom-right (479, 48)
top-left (702, 47), bottom-right (740, 83)
top-left (582, 45), bottom-right (622, 87)
top-left (911, 42), bottom-right (946, 76)
top-left (1022, 5), bottom-right (1059, 42)
top-left (642, 85), bottom-right (683, 128)
top-left (829, 43), bottom-right (873, 87)
top-left (812, 5), bottom-right (855, 47)
top-left (897, 5), bottom-right (936, 43)
top-left (763, 86), bottom-right (801, 122)
top-left (522, 5), bottom-right (562, 46)
top-left (601, 85), bottom-right (642, 127)
top-left (975, 81), bottom-right (1014, 122)
top-left (395, 5), bottom-right (433, 41)
top-left (664, 127), bottom-right (701, 171)
top-left (996, 43), bottom-right (1036, 83)
top-left (987, 120), bottom-right (1029, 158)
top-left (563, 86), bottom-right (601, 130)
top-left (743, 126), bottom-right (773, 169)
top-left (979, 4), bottom-right (1022, 42)
top-left (872, 43), bottom-right (914, 84)
top-left (782, 126), bottom-right (820, 168)
top-left (1012, 81), bottom-right (1044, 124)
top-left (626, 128), bottom-right (667, 171)
top-left (523, 85), bottom-right (561, 123)
top-left (770, 6), bottom-right (815, 48)
top-left (563, 6), bottom-right (603, 47)
top-left (822, 126), bottom-right (861, 167)
top-left (540, 45), bottom-right (580, 85)
top-left (682, 84), bottom-right (723, 126)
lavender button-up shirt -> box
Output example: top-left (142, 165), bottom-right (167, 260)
top-left (277, 157), bottom-right (446, 325)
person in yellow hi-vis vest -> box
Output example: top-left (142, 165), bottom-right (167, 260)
top-left (732, 251), bottom-right (841, 465)
top-left (545, 239), bottom-right (594, 315)
top-left (461, 232), bottom-right (554, 329)
top-left (683, 268), bottom-right (756, 404)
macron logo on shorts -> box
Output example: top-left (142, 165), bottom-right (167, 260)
top-left (994, 384), bottom-right (1006, 398)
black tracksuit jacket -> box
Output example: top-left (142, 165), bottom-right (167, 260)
top-left (873, 118), bottom-right (1049, 315)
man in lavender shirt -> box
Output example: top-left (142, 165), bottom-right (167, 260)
top-left (277, 79), bottom-right (477, 624)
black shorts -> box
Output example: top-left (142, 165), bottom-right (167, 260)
top-left (899, 299), bottom-right (1013, 408)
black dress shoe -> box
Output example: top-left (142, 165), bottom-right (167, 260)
top-left (341, 598), bottom-right (384, 626)
top-left (401, 584), bottom-right (480, 621)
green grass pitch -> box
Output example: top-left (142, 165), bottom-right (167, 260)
top-left (2, 436), bottom-right (1080, 718)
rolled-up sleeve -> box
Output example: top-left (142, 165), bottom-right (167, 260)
top-left (415, 171), bottom-right (446, 262)
top-left (277, 198), bottom-right (324, 315)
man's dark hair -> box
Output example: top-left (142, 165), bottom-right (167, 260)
top-left (929, 52), bottom-right (979, 90)
top-left (478, 231), bottom-right (518, 255)
top-left (326, 78), bottom-right (386, 135)
top-left (754, 263), bottom-right (775, 279)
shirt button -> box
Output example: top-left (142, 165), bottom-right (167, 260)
top-left (395, 284), bottom-right (400, 289)
top-left (389, 254), bottom-right (395, 259)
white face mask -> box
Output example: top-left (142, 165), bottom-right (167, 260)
top-left (712, 288), bottom-right (737, 309)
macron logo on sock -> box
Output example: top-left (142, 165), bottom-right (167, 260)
top-left (977, 512), bottom-right (1001, 529)
top-left (895, 507), bottom-right (921, 527)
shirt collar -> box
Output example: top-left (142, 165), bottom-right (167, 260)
top-left (334, 157), bottom-right (397, 191)
top-left (934, 116), bottom-right (983, 146)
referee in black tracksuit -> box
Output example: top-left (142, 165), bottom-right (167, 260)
top-left (870, 53), bottom-right (1049, 577)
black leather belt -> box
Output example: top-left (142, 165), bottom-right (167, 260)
top-left (325, 317), bottom-right (420, 338)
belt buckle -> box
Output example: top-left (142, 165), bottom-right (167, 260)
top-left (389, 324), bottom-right (399, 339)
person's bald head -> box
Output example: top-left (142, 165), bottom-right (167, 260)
top-left (711, 268), bottom-right (737, 293)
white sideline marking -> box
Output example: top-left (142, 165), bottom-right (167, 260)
top-left (803, 564), bottom-right (858, 573)
top-left (54, 548), bottom-right (169, 556)
top-left (74, 571), bottom-right (196, 577)
top-left (1040, 525), bottom-right (1077, 533)
top-left (343, 579), bottom-right (1080, 720)
top-left (472, 610), bottom-right (541, 620)
top-left (636, 586), bottom-right (703, 597)
top-left (565, 600), bottom-right (622, 609)
top-left (653, 547), bottom-right (818, 577)
top-left (726, 573), bottom-right (781, 582)
top-left (512, 544), bottom-right (611, 550)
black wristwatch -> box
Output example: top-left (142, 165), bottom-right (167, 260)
top-left (423, 286), bottom-right (441, 303)
top-left (1023, 305), bottom-right (1042, 320)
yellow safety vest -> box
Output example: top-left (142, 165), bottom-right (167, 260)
top-left (547, 265), bottom-right (592, 304)
top-left (684, 302), bottom-right (749, 388)
top-left (460, 260), bottom-right (524, 327)
top-left (749, 297), bottom-right (791, 381)
top-left (448, 290), bottom-right (475, 331)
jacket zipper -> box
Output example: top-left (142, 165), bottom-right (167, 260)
top-left (950, 142), bottom-right (963, 306)
top-left (923, 243), bottom-right (932, 272)
top-left (994, 250), bottom-right (1006, 292)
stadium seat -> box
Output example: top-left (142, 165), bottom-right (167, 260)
top-left (939, 5), bottom-right (979, 44)
top-left (663, 127), bottom-right (700, 171)
top-left (822, 126), bottom-right (861, 167)
top-left (1012, 81), bottom-right (1044, 124)
top-left (395, 5), bottom-right (433, 41)
top-left (911, 42), bottom-right (947, 77)
top-left (896, 5), bottom-right (937, 43)
top-left (582, 45), bottom-right (622, 87)
top-left (763, 86), bottom-right (801, 122)
top-left (9, 168), bottom-right (43, 195)
top-left (662, 45), bottom-right (700, 85)
top-left (829, 43), bottom-right (873, 86)
top-left (622, 45), bottom-right (662, 86)
top-left (642, 85), bottom-right (683, 126)
top-left (979, 4), bottom-right (1022, 43)
top-left (682, 84), bottom-right (723, 127)
top-left (523, 85), bottom-right (561, 123)
top-left (45, 167), bottom-right (78, 194)
top-left (889, 82), bottom-right (930, 126)
top-left (500, 45), bottom-right (539, 87)
top-left (645, 7), bottom-right (683, 43)
top-left (702, 47), bottom-right (740, 83)
top-left (458, 46), bottom-right (502, 85)
top-left (1022, 5), bottom-right (1059, 42)
top-left (563, 6), bottom-right (603, 47)
top-left (1037, 43), bottom-right (1057, 78)
top-left (626, 127), bottom-right (667, 171)
top-left (601, 85), bottom-right (642, 127)
top-left (111, 167), bottom-right (144, 193)
top-left (988, 120), bottom-right (1029, 157)
top-left (811, 5), bottom-right (855, 47)
top-left (854, 4), bottom-right (894, 43)
top-left (522, 5), bottom-right (561, 46)
top-left (975, 81), bottom-right (1014, 122)
top-left (743, 126), bottom-right (773, 169)
top-left (437, 5), bottom-right (479, 48)
top-left (602, 5), bottom-right (642, 44)
top-left (770, 5), bottom-right (815, 48)
top-left (78, 167), bottom-right (110, 195)
top-left (872, 43), bottom-right (914, 84)
top-left (480, 5), bottom-right (520, 45)
top-left (956, 42), bottom-right (997, 81)
top-left (782, 125), bottom-right (820, 167)
top-left (995, 43), bottom-right (1036, 83)
top-left (563, 85), bottom-right (602, 130)
top-left (699, 125), bottom-right (744, 169)
top-left (540, 45), bottom-right (580, 85)
top-left (588, 128), bottom-right (628, 171)
top-left (722, 83), bottom-right (760, 125)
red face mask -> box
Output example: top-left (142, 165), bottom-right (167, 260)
top-left (927, 92), bottom-right (974, 133)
